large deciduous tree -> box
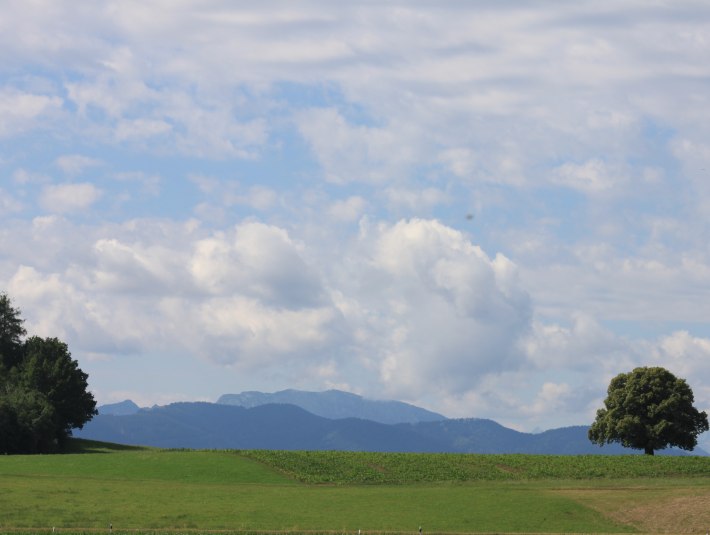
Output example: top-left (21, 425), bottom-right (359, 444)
top-left (589, 366), bottom-right (709, 455)
top-left (0, 292), bottom-right (97, 453)
top-left (21, 336), bottom-right (97, 448)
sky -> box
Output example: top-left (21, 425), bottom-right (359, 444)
top-left (2, 1), bottom-right (710, 443)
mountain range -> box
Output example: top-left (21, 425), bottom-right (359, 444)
top-left (217, 389), bottom-right (446, 424)
top-left (80, 389), bottom-right (706, 455)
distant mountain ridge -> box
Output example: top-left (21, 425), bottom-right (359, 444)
top-left (79, 399), bottom-right (707, 455)
top-left (98, 399), bottom-right (140, 416)
top-left (217, 389), bottom-right (446, 424)
top-left (80, 402), bottom-right (444, 451)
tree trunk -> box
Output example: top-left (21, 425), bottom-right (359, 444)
top-left (644, 446), bottom-right (654, 455)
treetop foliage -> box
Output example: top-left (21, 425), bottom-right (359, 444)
top-left (589, 366), bottom-right (709, 455)
top-left (0, 292), bottom-right (97, 454)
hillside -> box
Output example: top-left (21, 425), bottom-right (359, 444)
top-left (4, 446), bottom-right (710, 532)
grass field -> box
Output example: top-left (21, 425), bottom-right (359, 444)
top-left (0, 440), bottom-right (709, 534)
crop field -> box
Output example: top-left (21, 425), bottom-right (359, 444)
top-left (0, 440), bottom-right (709, 534)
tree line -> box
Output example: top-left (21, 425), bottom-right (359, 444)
top-left (0, 293), bottom-right (96, 454)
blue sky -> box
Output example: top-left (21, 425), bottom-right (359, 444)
top-left (2, 1), bottom-right (710, 444)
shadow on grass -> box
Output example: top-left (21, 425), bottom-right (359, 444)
top-left (62, 438), bottom-right (149, 454)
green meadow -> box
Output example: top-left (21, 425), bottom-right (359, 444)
top-left (0, 440), bottom-right (709, 534)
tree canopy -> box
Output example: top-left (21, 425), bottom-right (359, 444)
top-left (0, 292), bottom-right (96, 453)
top-left (589, 366), bottom-right (709, 455)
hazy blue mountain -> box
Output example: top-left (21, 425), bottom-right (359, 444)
top-left (218, 389), bottom-right (446, 424)
top-left (77, 402), bottom-right (446, 451)
top-left (75, 401), bottom-right (707, 455)
top-left (407, 419), bottom-right (636, 454)
top-left (97, 399), bottom-right (141, 416)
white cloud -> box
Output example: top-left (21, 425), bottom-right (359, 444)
top-left (186, 176), bottom-right (278, 222)
top-left (8, 265), bottom-right (75, 338)
top-left (184, 296), bottom-right (341, 367)
top-left (438, 148), bottom-right (477, 179)
top-left (522, 382), bottom-right (574, 419)
top-left (235, 186), bottom-right (278, 211)
top-left (3, 215), bottom-right (535, 397)
top-left (520, 244), bottom-right (710, 326)
top-left (525, 314), bottom-right (633, 372)
top-left (65, 74), bottom-right (152, 119)
top-left (384, 187), bottom-right (451, 213)
top-left (338, 218), bottom-right (532, 399)
top-left (327, 196), bottom-right (366, 222)
top-left (92, 238), bottom-right (186, 294)
top-left (190, 222), bottom-right (327, 306)
top-left (0, 88), bottom-right (62, 137)
top-left (55, 154), bottom-right (102, 176)
top-left (40, 183), bottom-right (102, 213)
top-left (297, 107), bottom-right (421, 184)
top-left (652, 330), bottom-right (710, 380)
top-left (551, 159), bottom-right (621, 194)
top-left (6, 264), bottom-right (143, 356)
top-left (66, 76), bottom-right (269, 157)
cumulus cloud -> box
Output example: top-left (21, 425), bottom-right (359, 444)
top-left (2, 214), bottom-right (534, 399)
top-left (2, 217), bottom-right (345, 367)
top-left (40, 183), bottom-right (102, 213)
top-left (179, 296), bottom-right (342, 367)
top-left (190, 222), bottom-right (327, 307)
top-left (338, 219), bottom-right (532, 399)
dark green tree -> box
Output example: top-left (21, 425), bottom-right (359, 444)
top-left (589, 366), bottom-right (709, 455)
top-left (0, 293), bottom-right (26, 369)
top-left (0, 292), bottom-right (97, 453)
top-left (0, 394), bottom-right (22, 453)
top-left (0, 380), bottom-right (56, 453)
top-left (20, 336), bottom-right (97, 449)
